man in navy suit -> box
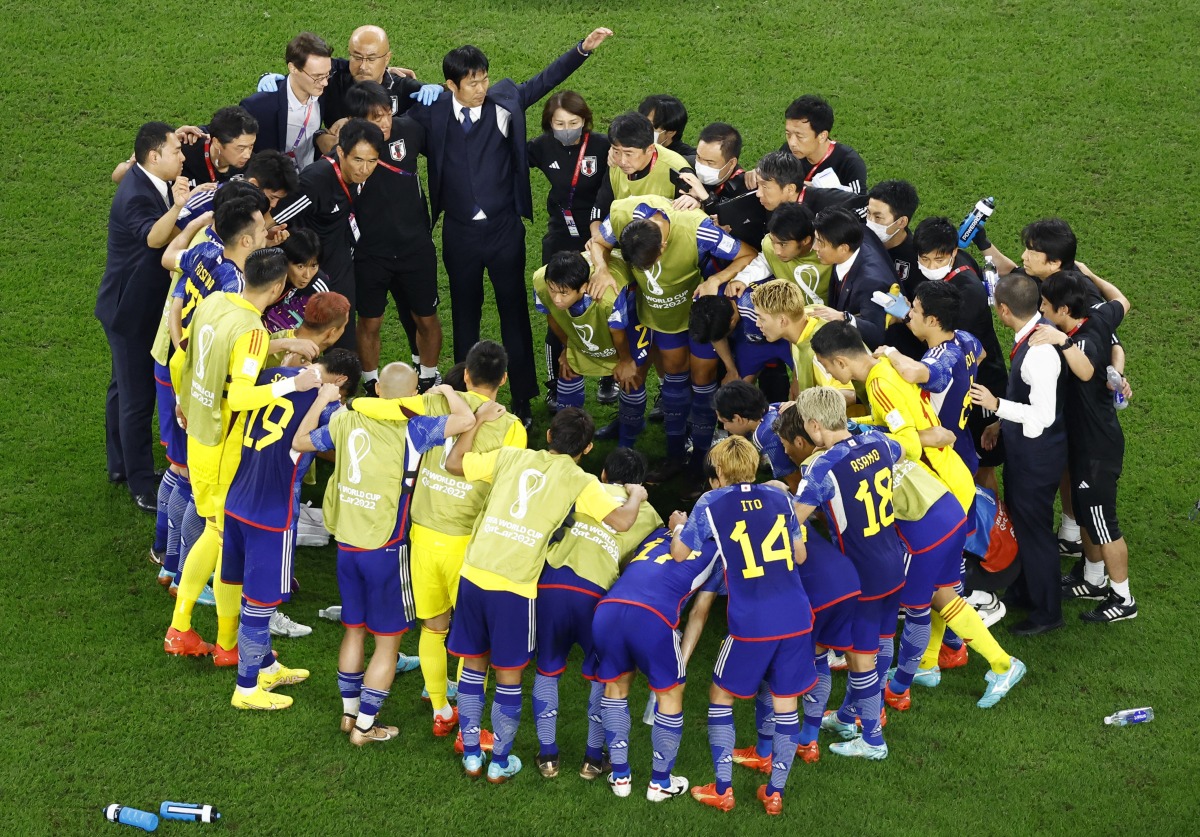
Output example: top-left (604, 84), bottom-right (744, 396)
top-left (95, 122), bottom-right (205, 512)
top-left (406, 28), bottom-right (613, 426)
top-left (810, 206), bottom-right (897, 348)
top-left (240, 32), bottom-right (332, 171)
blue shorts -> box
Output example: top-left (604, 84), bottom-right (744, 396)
top-left (732, 339), bottom-right (794, 378)
top-left (154, 362), bottom-right (186, 467)
top-left (689, 336), bottom-right (718, 360)
top-left (713, 632), bottom-right (817, 699)
top-left (592, 602), bottom-right (685, 693)
top-left (700, 568), bottom-right (728, 596)
top-left (448, 577), bottom-right (536, 670)
top-left (897, 501), bottom-right (968, 608)
top-left (221, 516), bottom-right (294, 606)
top-left (851, 589), bottom-right (903, 655)
top-left (535, 580), bottom-right (603, 679)
top-left (812, 594), bottom-right (856, 652)
top-left (651, 329), bottom-right (689, 352)
top-left (336, 540), bottom-right (415, 636)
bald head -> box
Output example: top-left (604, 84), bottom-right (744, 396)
top-left (348, 26), bottom-right (391, 82)
top-left (377, 362), bottom-right (417, 399)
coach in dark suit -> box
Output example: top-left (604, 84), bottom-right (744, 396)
top-left (406, 28), bottom-right (612, 424)
top-left (810, 206), bottom-right (898, 348)
top-left (95, 123), bottom-right (190, 511)
top-left (240, 32), bottom-right (333, 171)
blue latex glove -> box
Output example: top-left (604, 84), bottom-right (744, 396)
top-left (257, 72), bottom-right (284, 93)
top-left (410, 84), bottom-right (443, 106)
top-left (871, 290), bottom-right (910, 319)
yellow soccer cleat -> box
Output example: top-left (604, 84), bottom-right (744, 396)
top-left (259, 663), bottom-right (310, 692)
top-left (231, 687), bottom-right (293, 710)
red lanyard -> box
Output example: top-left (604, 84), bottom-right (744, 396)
top-left (566, 133), bottom-right (591, 206)
top-left (713, 167), bottom-right (744, 198)
top-left (1009, 321), bottom-right (1040, 361)
top-left (803, 141), bottom-right (837, 183)
top-left (941, 265), bottom-right (970, 283)
top-left (203, 138), bottom-right (216, 181)
top-left (330, 159), bottom-right (356, 207)
top-left (1066, 317), bottom-right (1089, 337)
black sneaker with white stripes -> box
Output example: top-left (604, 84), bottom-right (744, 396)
top-left (1057, 537), bottom-right (1083, 557)
top-left (1080, 591), bottom-right (1138, 623)
top-left (1061, 561), bottom-right (1108, 600)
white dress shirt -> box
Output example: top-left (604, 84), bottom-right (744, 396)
top-left (137, 164), bottom-right (170, 207)
top-left (995, 315), bottom-right (1062, 438)
top-left (285, 77), bottom-right (321, 170)
top-left (834, 246), bottom-right (859, 284)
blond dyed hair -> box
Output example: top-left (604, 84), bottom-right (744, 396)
top-left (708, 435), bottom-right (761, 485)
top-left (750, 279), bottom-right (806, 319)
top-left (796, 386), bottom-right (848, 431)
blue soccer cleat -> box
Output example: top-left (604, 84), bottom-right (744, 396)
top-left (463, 753), bottom-right (486, 778)
top-left (395, 653), bottom-right (421, 674)
top-left (820, 710), bottom-right (858, 741)
top-left (196, 585), bottom-right (216, 607)
top-left (977, 657), bottom-right (1027, 708)
top-left (912, 666), bottom-right (941, 688)
top-left (421, 679), bottom-right (458, 702)
top-left (487, 754), bottom-right (523, 784)
top-left (829, 737), bottom-right (888, 761)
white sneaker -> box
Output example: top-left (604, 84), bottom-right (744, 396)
top-left (270, 611), bottom-right (313, 638)
top-left (646, 775), bottom-right (689, 802)
top-left (608, 772), bottom-right (632, 798)
top-left (297, 502), bottom-right (330, 547)
top-left (969, 592), bottom-right (1007, 628)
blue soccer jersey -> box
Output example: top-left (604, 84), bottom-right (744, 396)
top-left (681, 483), bottom-right (811, 641)
top-left (798, 522), bottom-right (861, 612)
top-left (177, 231), bottom-right (225, 332)
top-left (796, 429), bottom-right (906, 598)
top-left (732, 292), bottom-right (769, 343)
top-left (224, 367), bottom-right (336, 531)
top-left (921, 329), bottom-right (983, 473)
top-left (599, 529), bottom-right (719, 628)
top-left (752, 403), bottom-right (798, 481)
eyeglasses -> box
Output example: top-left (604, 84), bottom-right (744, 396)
top-left (297, 67), bottom-right (331, 84)
top-left (349, 50), bottom-right (391, 65)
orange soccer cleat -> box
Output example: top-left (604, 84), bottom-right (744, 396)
top-left (731, 745), bottom-right (772, 774)
top-left (691, 782), bottom-right (735, 812)
top-left (163, 628), bottom-right (214, 657)
top-left (455, 727), bottom-right (495, 753)
top-left (433, 707), bottom-right (459, 737)
top-left (757, 784), bottom-right (783, 816)
top-left (212, 643), bottom-right (239, 667)
top-left (884, 683), bottom-right (912, 711)
top-left (796, 741), bottom-right (820, 764)
top-left (939, 643), bottom-right (969, 670)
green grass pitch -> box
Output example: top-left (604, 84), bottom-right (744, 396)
top-left (2, 0), bottom-right (1199, 833)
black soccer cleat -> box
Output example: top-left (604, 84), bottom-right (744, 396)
top-left (597, 376), bottom-right (618, 405)
top-left (1080, 591), bottom-right (1138, 624)
top-left (1057, 537), bottom-right (1083, 557)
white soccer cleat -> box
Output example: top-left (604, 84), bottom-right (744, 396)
top-left (296, 502), bottom-right (331, 547)
top-left (647, 775), bottom-right (689, 802)
top-left (270, 611), bottom-right (313, 638)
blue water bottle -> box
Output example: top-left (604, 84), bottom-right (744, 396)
top-left (103, 805), bottom-right (158, 832)
top-left (957, 197), bottom-right (995, 249)
top-left (161, 801), bottom-right (222, 823)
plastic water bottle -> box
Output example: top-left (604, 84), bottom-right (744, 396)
top-left (957, 197), bottom-right (995, 249)
top-left (1105, 366), bottom-right (1128, 410)
top-left (1104, 707), bottom-right (1153, 726)
top-left (318, 605), bottom-right (342, 621)
top-left (160, 802), bottom-right (221, 823)
top-left (983, 256), bottom-right (999, 307)
top-left (103, 805), bottom-right (158, 832)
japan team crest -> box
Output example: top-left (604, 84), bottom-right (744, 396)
top-left (580, 155), bottom-right (597, 177)
top-left (389, 139), bottom-right (407, 162)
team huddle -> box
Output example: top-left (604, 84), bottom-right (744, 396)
top-left (98, 22), bottom-right (1137, 817)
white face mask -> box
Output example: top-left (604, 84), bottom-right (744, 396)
top-left (653, 130), bottom-right (661, 145)
top-left (694, 160), bottom-right (724, 186)
top-left (919, 263), bottom-right (953, 282)
top-left (866, 219), bottom-right (897, 244)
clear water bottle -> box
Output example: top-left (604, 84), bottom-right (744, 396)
top-left (103, 805), bottom-right (158, 832)
top-left (1104, 707), bottom-right (1153, 726)
top-left (983, 256), bottom-right (999, 306)
top-left (160, 802), bottom-right (221, 823)
top-left (318, 605), bottom-right (342, 621)
top-left (957, 197), bottom-right (996, 249)
top-left (1106, 365), bottom-right (1128, 410)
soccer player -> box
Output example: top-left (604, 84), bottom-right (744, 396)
top-left (688, 291), bottom-right (793, 393)
top-left (166, 249), bottom-right (321, 661)
top-left (351, 340), bottom-right (527, 738)
top-left (809, 207), bottom-right (896, 348)
top-left (727, 201), bottom-right (830, 305)
top-left (534, 448), bottom-right (662, 779)
top-left (750, 279), bottom-right (857, 397)
top-left (791, 387), bottom-right (903, 761)
top-left (590, 111), bottom-right (692, 232)
top-left (674, 436), bottom-right (813, 815)
top-left (263, 229), bottom-right (331, 333)
top-left (443, 407), bottom-right (648, 782)
top-left (176, 149), bottom-right (300, 230)
top-left (294, 366), bottom-right (478, 744)
top-left (223, 349), bottom-right (362, 709)
top-left (592, 524), bottom-right (720, 802)
top-left (1032, 269), bottom-right (1136, 622)
top-left (713, 381), bottom-right (800, 491)
top-left (534, 250), bottom-right (648, 446)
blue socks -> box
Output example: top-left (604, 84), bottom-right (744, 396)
top-left (337, 670), bottom-right (364, 715)
top-left (801, 652), bottom-right (831, 745)
top-left (236, 600), bottom-right (274, 689)
top-left (586, 682), bottom-right (605, 761)
top-left (556, 375), bottom-right (585, 409)
top-left (707, 703), bottom-right (735, 794)
top-left (154, 470), bottom-right (179, 554)
top-left (849, 671), bottom-right (884, 746)
top-left (165, 473), bottom-right (191, 576)
top-left (661, 373), bottom-right (691, 459)
top-left (491, 684), bottom-right (522, 767)
top-left (894, 607), bottom-right (932, 691)
top-left (356, 687), bottom-right (389, 731)
top-left (532, 673), bottom-right (560, 758)
top-left (602, 696), bottom-right (631, 777)
top-left (176, 497), bottom-right (204, 584)
top-left (457, 668), bottom-right (487, 758)
top-left (754, 681), bottom-right (775, 757)
top-left (618, 383), bottom-right (647, 447)
top-left (651, 709), bottom-right (684, 784)
top-left (688, 381), bottom-right (718, 463)
top-left (768, 711), bottom-right (800, 796)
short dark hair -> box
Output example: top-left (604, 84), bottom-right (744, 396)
top-left (810, 320), bottom-right (869, 359)
top-left (913, 217), bottom-right (959, 257)
top-left (244, 247), bottom-right (289, 290)
top-left (714, 380), bottom-right (768, 422)
top-left (544, 251), bottom-right (590, 292)
top-left (867, 180), bottom-right (919, 221)
top-left (772, 402), bottom-right (813, 446)
top-left (756, 149), bottom-right (805, 190)
top-left (1040, 269), bottom-right (1094, 319)
top-left (618, 219), bottom-right (662, 270)
top-left (337, 118), bottom-right (386, 156)
top-left (280, 227), bottom-right (320, 265)
top-left (286, 32), bottom-right (332, 70)
top-left (344, 80), bottom-right (392, 120)
top-left (697, 122), bottom-right (742, 161)
top-left (767, 201), bottom-right (815, 243)
top-left (913, 281), bottom-right (962, 332)
top-left (134, 121), bottom-right (174, 165)
top-left (443, 361), bottom-right (467, 391)
top-left (540, 90), bottom-right (593, 134)
top-left (1022, 218), bottom-right (1077, 268)
top-left (813, 206), bottom-right (863, 250)
top-left (688, 295), bottom-right (736, 344)
top-left (994, 272), bottom-right (1041, 319)
top-left (603, 448), bottom-right (647, 485)
top-left (639, 94), bottom-right (688, 136)
top-left (465, 340), bottom-right (508, 389)
top-left (213, 196), bottom-right (261, 244)
top-left (318, 347), bottom-right (362, 397)
top-left (784, 95), bottom-right (834, 135)
top-left (244, 150), bottom-right (299, 195)
top-left (212, 179), bottom-right (269, 215)
top-left (608, 112), bottom-right (655, 150)
top-left (208, 106), bottom-right (258, 144)
top-left (443, 45), bottom-right (488, 85)
top-left (548, 407), bottom-right (595, 457)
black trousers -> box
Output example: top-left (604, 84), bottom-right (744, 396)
top-left (1002, 428), bottom-right (1067, 625)
top-left (442, 212), bottom-right (536, 402)
top-left (102, 322), bottom-right (157, 495)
